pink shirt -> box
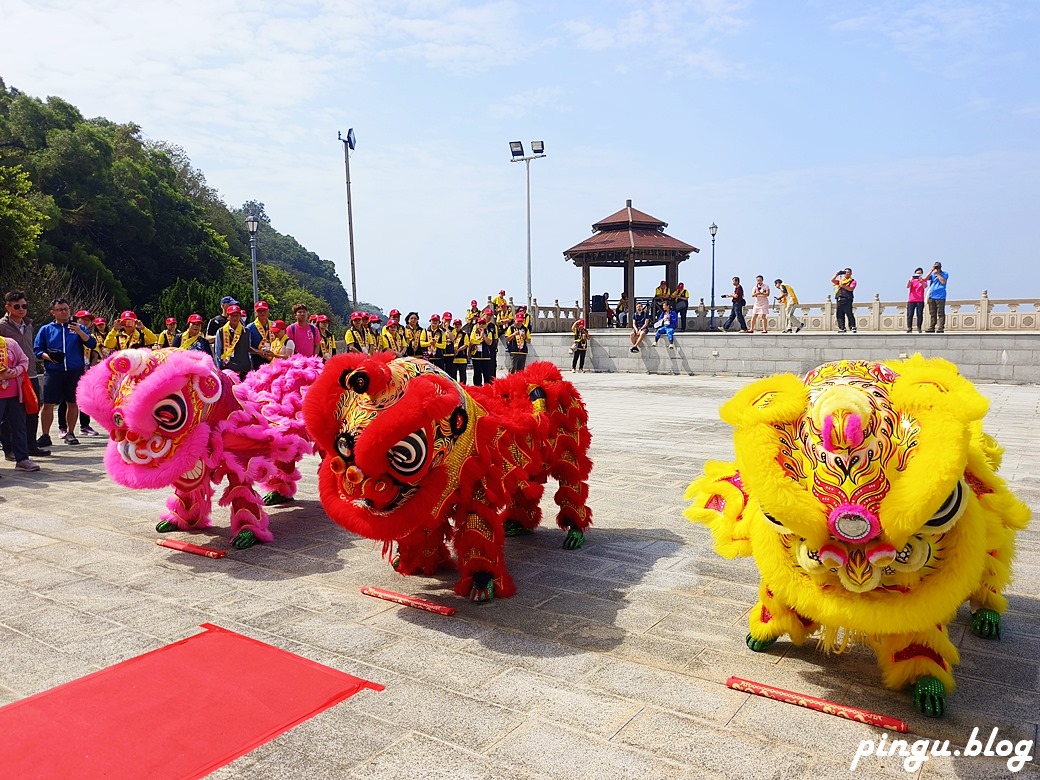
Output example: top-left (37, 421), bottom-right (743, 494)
top-left (286, 323), bottom-right (319, 357)
top-left (0, 337), bottom-right (29, 400)
top-left (907, 278), bottom-right (925, 303)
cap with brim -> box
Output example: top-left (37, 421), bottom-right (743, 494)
top-left (75, 310), bottom-right (93, 319)
top-left (254, 301), bottom-right (269, 311)
top-left (271, 319), bottom-right (286, 332)
top-left (94, 317), bottom-right (107, 326)
top-left (166, 317), bottom-right (177, 325)
top-left (120, 310), bottom-right (137, 321)
top-left (226, 305), bottom-right (243, 315)
top-left (430, 314), bottom-right (441, 321)
top-left (187, 314), bottom-right (203, 323)
top-left (315, 314), bottom-right (329, 323)
top-left (220, 296), bottom-right (236, 305)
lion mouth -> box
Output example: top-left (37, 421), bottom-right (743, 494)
top-left (348, 482), bottom-right (418, 515)
top-left (794, 536), bottom-right (933, 594)
top-left (117, 433), bottom-right (173, 467)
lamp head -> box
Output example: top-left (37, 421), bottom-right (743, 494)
top-left (509, 141), bottom-right (525, 158)
top-left (531, 140), bottom-right (545, 154)
top-left (246, 215), bottom-right (259, 235)
top-left (709, 222), bottom-right (718, 238)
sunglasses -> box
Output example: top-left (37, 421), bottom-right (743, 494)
top-left (9, 303), bottom-right (28, 309)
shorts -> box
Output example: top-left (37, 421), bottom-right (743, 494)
top-left (42, 369), bottom-right (85, 405)
top-left (753, 300), bottom-right (769, 316)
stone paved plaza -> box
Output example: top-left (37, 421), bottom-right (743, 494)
top-left (1, 371), bottom-right (1038, 779)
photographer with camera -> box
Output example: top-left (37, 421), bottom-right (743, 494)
top-left (924, 261), bottom-right (949, 333)
top-left (831, 267), bottom-right (857, 333)
top-left (32, 298), bottom-right (97, 447)
top-left (906, 267), bottom-right (926, 333)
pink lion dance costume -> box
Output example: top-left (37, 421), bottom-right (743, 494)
top-left (78, 349), bottom-right (323, 548)
top-left (303, 353), bottom-right (593, 601)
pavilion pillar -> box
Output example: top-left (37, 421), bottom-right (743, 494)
top-left (666, 257), bottom-right (678, 290)
top-left (625, 252), bottom-right (635, 310)
top-left (581, 262), bottom-right (590, 323)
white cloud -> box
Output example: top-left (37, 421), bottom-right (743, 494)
top-left (489, 86), bottom-right (565, 118)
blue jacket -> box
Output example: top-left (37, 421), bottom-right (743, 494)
top-left (33, 321), bottom-right (97, 372)
top-left (926, 270), bottom-right (949, 300)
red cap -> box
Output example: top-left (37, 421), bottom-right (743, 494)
top-left (499, 289), bottom-right (505, 295)
top-left (677, 282), bottom-right (684, 289)
top-left (254, 300), bottom-right (269, 311)
top-left (388, 318), bottom-right (399, 326)
top-left (93, 317), bottom-right (107, 326)
top-left (119, 310), bottom-right (137, 321)
top-left (442, 311), bottom-right (452, 321)
top-left (575, 319), bottom-right (585, 327)
top-left (315, 314), bottom-right (329, 323)
top-left (476, 316), bottom-right (487, 324)
top-left (389, 309), bottom-right (401, 318)
top-left (368, 314), bottom-right (380, 323)
top-left (271, 319), bottom-right (286, 332)
top-left (308, 314), bottom-right (317, 322)
top-left (453, 319), bottom-right (462, 327)
top-left (187, 314), bottom-right (203, 324)
top-left (165, 317), bottom-right (177, 325)
top-left (75, 309), bottom-right (93, 319)
top-left (429, 314), bottom-right (441, 322)
top-left (470, 300), bottom-right (477, 307)
top-left (226, 305), bottom-right (243, 316)
top-left (515, 313), bottom-right (524, 321)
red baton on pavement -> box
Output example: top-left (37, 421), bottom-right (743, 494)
top-left (361, 586), bottom-right (456, 616)
top-left (155, 538), bottom-right (227, 559)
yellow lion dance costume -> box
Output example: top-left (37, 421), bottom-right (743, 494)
top-left (685, 357), bottom-right (1029, 717)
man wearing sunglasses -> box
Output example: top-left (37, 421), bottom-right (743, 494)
top-left (32, 297), bottom-right (97, 447)
top-left (0, 290), bottom-right (51, 457)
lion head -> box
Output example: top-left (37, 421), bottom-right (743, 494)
top-left (77, 349), bottom-right (236, 491)
top-left (723, 357), bottom-right (992, 633)
top-left (303, 353), bottom-right (480, 541)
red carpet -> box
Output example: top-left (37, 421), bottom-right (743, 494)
top-left (0, 623), bottom-right (383, 779)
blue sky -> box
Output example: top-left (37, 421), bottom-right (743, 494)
top-left (3, 0), bottom-right (1038, 316)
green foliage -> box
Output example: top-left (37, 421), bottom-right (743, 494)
top-left (0, 163), bottom-right (44, 261)
top-left (0, 77), bottom-right (354, 324)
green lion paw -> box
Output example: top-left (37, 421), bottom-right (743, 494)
top-left (912, 675), bottom-right (946, 718)
top-left (155, 520), bottom-right (178, 533)
top-left (262, 491), bottom-right (293, 506)
top-left (504, 520), bottom-right (532, 537)
top-left (232, 530), bottom-right (258, 549)
top-left (746, 634), bottom-right (777, 652)
top-left (563, 528), bottom-right (585, 550)
top-left (971, 608), bottom-right (1001, 640)
top-left (469, 573), bottom-right (495, 603)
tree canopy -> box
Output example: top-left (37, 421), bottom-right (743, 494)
top-left (0, 76), bottom-right (358, 330)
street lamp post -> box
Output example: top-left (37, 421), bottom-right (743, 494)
top-left (338, 129), bottom-right (359, 311)
top-left (246, 214), bottom-right (259, 306)
top-left (709, 223), bottom-right (718, 331)
top-left (509, 141), bottom-right (546, 309)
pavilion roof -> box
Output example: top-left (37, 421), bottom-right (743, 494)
top-left (563, 200), bottom-right (698, 266)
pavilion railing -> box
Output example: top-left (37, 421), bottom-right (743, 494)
top-left (523, 292), bottom-right (1040, 333)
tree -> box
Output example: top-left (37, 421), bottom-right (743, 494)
top-left (0, 163), bottom-right (44, 262)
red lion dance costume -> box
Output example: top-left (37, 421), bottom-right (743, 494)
top-left (78, 349), bottom-right (323, 548)
top-left (303, 354), bottom-right (593, 601)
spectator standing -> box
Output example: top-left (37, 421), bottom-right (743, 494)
top-left (156, 318), bottom-right (181, 348)
top-left (0, 290), bottom-right (50, 457)
top-left (504, 314), bottom-right (530, 373)
top-left (104, 311), bottom-right (158, 351)
top-left (774, 279), bottom-right (803, 333)
top-left (207, 296), bottom-right (236, 344)
top-left (749, 276), bottom-right (770, 333)
top-left (378, 316), bottom-right (404, 357)
top-left (906, 267), bottom-right (926, 333)
top-left (924, 262), bottom-right (949, 333)
top-left (571, 319), bottom-right (590, 373)
top-left (62, 310), bottom-right (101, 437)
top-left (653, 280), bottom-right (670, 318)
top-left (214, 304), bottom-right (252, 379)
top-left (0, 333), bottom-right (39, 472)
top-left (422, 314), bottom-right (448, 371)
top-left (344, 312), bottom-right (375, 354)
top-left (267, 320), bottom-right (295, 360)
top-left (92, 317), bottom-right (111, 357)
top-left (286, 304), bottom-right (320, 358)
top-left (33, 298), bottom-right (97, 447)
top-left (629, 302), bottom-right (651, 352)
top-left (445, 320), bottom-right (470, 383)
top-left (654, 300), bottom-right (679, 350)
top-left (831, 268), bottom-right (857, 333)
top-left (721, 277), bottom-right (749, 332)
top-left (316, 315), bottom-right (338, 360)
top-left (485, 309), bottom-right (501, 381)
top-left (673, 283), bottom-right (690, 331)
top-left (403, 312), bottom-right (424, 357)
top-left (247, 300), bottom-right (273, 370)
top-left (469, 317), bottom-right (494, 386)
top-left (179, 314), bottom-right (212, 356)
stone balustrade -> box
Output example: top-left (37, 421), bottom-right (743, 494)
top-left (516, 292), bottom-right (1040, 333)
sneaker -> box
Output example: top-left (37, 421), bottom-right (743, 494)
top-left (795, 325), bottom-right (803, 333)
top-left (58, 429), bottom-right (68, 439)
top-left (837, 329), bottom-right (847, 333)
top-left (668, 343), bottom-right (675, 350)
top-left (15, 459), bottom-right (40, 472)
top-left (64, 433), bottom-right (80, 445)
top-left (29, 448), bottom-right (51, 457)
top-left (906, 329), bottom-right (912, 333)
top-left (36, 435), bottom-right (53, 448)
top-left (81, 426), bottom-right (100, 436)
top-left (630, 347), bottom-right (638, 353)
top-left (851, 329), bottom-right (858, 333)
top-left (4, 452), bottom-right (14, 462)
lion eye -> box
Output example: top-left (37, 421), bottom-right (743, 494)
top-left (388, 430), bottom-right (427, 476)
top-left (923, 481), bottom-right (966, 532)
top-left (153, 394), bottom-right (188, 432)
top-left (334, 432), bottom-right (355, 462)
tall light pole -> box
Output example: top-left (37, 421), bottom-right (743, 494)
top-left (246, 214), bottom-right (259, 306)
top-left (338, 129), bottom-right (358, 311)
top-left (509, 141), bottom-right (546, 309)
top-left (709, 223), bottom-right (718, 331)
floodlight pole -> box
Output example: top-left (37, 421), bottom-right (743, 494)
top-left (339, 130), bottom-right (359, 310)
top-left (510, 146), bottom-right (546, 310)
